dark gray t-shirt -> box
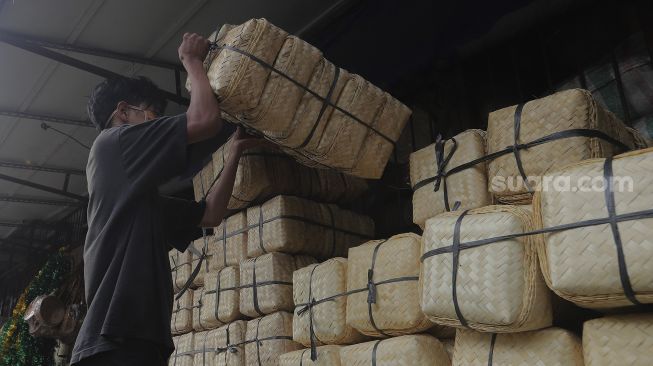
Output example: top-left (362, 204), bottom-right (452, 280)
top-left (71, 114), bottom-right (205, 364)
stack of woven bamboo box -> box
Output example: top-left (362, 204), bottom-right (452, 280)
top-left (169, 192), bottom-right (375, 365)
top-left (408, 88), bottom-right (652, 365)
top-left (187, 18), bottom-right (411, 179)
top-left (174, 15), bottom-right (653, 365)
top-left (170, 116), bottom-right (376, 364)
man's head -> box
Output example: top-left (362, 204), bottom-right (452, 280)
top-left (87, 76), bottom-right (167, 130)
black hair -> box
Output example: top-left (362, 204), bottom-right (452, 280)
top-left (87, 76), bottom-right (167, 130)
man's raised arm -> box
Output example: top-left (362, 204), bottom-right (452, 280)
top-left (178, 32), bottom-right (222, 144)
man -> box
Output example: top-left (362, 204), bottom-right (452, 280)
top-left (72, 33), bottom-right (263, 365)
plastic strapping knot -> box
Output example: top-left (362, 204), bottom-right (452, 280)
top-left (367, 269), bottom-right (377, 304)
top-left (508, 143), bottom-right (529, 151)
top-left (297, 298), bottom-right (317, 317)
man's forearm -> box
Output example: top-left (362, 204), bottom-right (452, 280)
top-left (184, 58), bottom-right (222, 143)
top-left (199, 150), bottom-right (240, 227)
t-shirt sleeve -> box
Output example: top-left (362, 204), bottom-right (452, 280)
top-left (119, 114), bottom-right (188, 189)
top-left (159, 195), bottom-right (207, 252)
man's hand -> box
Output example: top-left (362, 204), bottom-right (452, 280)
top-left (228, 127), bottom-right (271, 156)
top-left (199, 127), bottom-right (270, 228)
top-left (178, 33), bottom-right (210, 64)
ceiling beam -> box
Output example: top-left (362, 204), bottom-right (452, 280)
top-left (0, 159), bottom-right (85, 176)
top-left (0, 109), bottom-right (93, 128)
top-left (0, 194), bottom-right (84, 207)
top-left (0, 34), bottom-right (189, 106)
top-left (0, 172), bottom-right (87, 202)
top-left (0, 29), bottom-right (184, 71)
top-left (0, 239), bottom-right (51, 254)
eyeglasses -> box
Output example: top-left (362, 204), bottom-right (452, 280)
top-left (126, 105), bottom-right (159, 121)
top-left (105, 103), bottom-right (160, 128)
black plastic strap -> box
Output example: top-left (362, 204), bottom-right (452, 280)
top-left (511, 103), bottom-right (533, 193)
top-left (422, 208), bottom-right (653, 259)
top-left (197, 290), bottom-right (206, 330)
top-left (219, 323), bottom-right (231, 363)
top-left (299, 67), bottom-right (341, 148)
top-left (215, 44), bottom-right (395, 146)
top-left (176, 239), bottom-right (207, 300)
top-left (367, 240), bottom-right (391, 337)
top-left (171, 255), bottom-right (180, 291)
top-left (212, 212), bottom-right (374, 242)
top-left (300, 349), bottom-right (308, 366)
top-left (251, 256), bottom-right (264, 316)
top-left (371, 339), bottom-right (382, 366)
top-left (271, 214), bottom-right (373, 238)
top-left (237, 335), bottom-right (293, 347)
top-left (603, 157), bottom-right (641, 306)
top-left (214, 268), bottom-right (224, 323)
top-left (222, 221), bottom-right (228, 267)
top-left (255, 319), bottom-right (262, 366)
top-left (452, 211), bottom-right (470, 328)
top-left (431, 135), bottom-right (459, 212)
top-left (307, 264), bottom-right (320, 361)
top-left (488, 333), bottom-right (497, 366)
top-left (412, 128), bottom-right (631, 191)
top-left (201, 331), bottom-right (208, 366)
top-left (173, 335), bottom-right (179, 366)
top-left (258, 206), bottom-right (267, 254)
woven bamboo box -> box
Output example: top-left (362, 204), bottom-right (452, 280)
top-left (192, 287), bottom-right (208, 332)
top-left (420, 205), bottom-right (552, 332)
top-left (340, 334), bottom-right (450, 366)
top-left (292, 258), bottom-right (367, 347)
top-left (346, 234), bottom-right (434, 337)
top-left (204, 19), bottom-right (288, 114)
top-left (245, 312), bottom-right (302, 366)
top-left (169, 332), bottom-right (194, 366)
top-left (240, 253), bottom-right (316, 318)
top-left (583, 314), bottom-right (653, 366)
top-left (170, 249), bottom-right (192, 293)
top-left (211, 212), bottom-right (248, 271)
top-left (246, 195), bottom-right (374, 259)
top-left (193, 18), bottom-right (410, 179)
top-left (213, 320), bottom-right (248, 366)
top-left (199, 266), bottom-right (241, 329)
top-left (191, 330), bottom-right (214, 366)
top-left (487, 88), bottom-right (644, 204)
top-left (452, 328), bottom-right (583, 365)
top-left (241, 35), bottom-right (322, 131)
top-left (171, 289), bottom-right (193, 335)
top-left (189, 237), bottom-right (215, 287)
top-left (199, 141), bottom-right (367, 211)
top-left (410, 129), bottom-right (491, 229)
top-left (534, 148), bottom-right (653, 308)
top-left (279, 345), bottom-right (341, 366)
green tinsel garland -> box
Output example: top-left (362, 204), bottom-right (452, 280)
top-left (0, 250), bottom-right (71, 366)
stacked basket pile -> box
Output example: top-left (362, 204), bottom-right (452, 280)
top-left (188, 18), bottom-right (411, 179)
top-left (281, 233), bottom-right (455, 366)
top-left (192, 138), bottom-right (368, 210)
top-left (169, 193), bottom-right (375, 365)
top-left (407, 89), bottom-right (652, 365)
top-left (171, 15), bottom-right (653, 365)
top-left (170, 63), bottom-right (374, 366)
